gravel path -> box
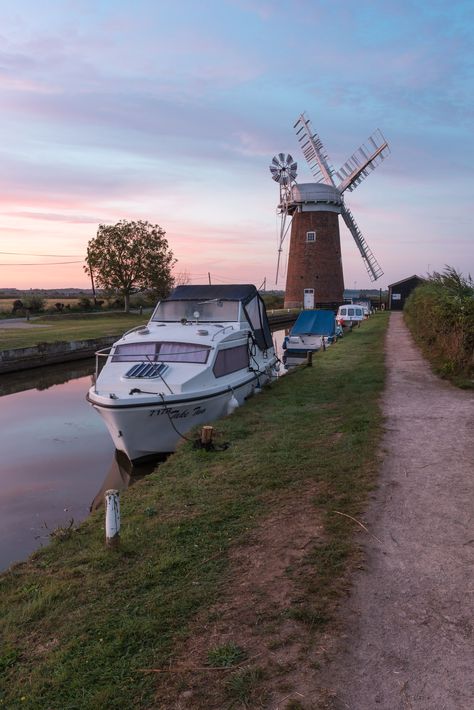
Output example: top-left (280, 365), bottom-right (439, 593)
top-left (321, 312), bottom-right (474, 710)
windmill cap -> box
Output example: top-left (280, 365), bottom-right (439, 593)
top-left (291, 183), bottom-right (342, 207)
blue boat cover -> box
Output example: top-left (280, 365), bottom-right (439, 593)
top-left (290, 310), bottom-right (336, 337)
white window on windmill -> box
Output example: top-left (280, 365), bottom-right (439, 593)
top-left (306, 230), bottom-right (316, 242)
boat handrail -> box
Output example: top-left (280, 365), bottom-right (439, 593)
top-left (93, 347), bottom-right (113, 390)
top-left (211, 324), bottom-right (235, 341)
top-left (122, 324), bottom-right (148, 336)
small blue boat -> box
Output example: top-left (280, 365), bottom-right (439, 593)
top-left (283, 310), bottom-right (342, 355)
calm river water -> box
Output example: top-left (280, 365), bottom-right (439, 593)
top-left (0, 327), bottom-right (291, 570)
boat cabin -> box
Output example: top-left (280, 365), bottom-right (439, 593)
top-left (151, 284), bottom-right (273, 351)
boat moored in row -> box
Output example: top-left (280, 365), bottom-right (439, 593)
top-left (283, 309), bottom-right (342, 356)
top-left (87, 285), bottom-right (278, 461)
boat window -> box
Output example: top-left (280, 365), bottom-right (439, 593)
top-left (213, 345), bottom-right (249, 378)
top-left (340, 308), bottom-right (346, 316)
top-left (112, 343), bottom-right (157, 362)
top-left (112, 342), bottom-right (210, 364)
top-left (348, 308), bottom-right (355, 316)
top-left (157, 342), bottom-right (210, 363)
top-left (152, 300), bottom-right (239, 322)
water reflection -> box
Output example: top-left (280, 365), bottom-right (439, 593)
top-left (90, 450), bottom-right (164, 512)
top-left (272, 325), bottom-right (310, 372)
top-left (0, 371), bottom-right (114, 570)
top-left (0, 358), bottom-right (96, 397)
top-left (283, 353), bottom-right (308, 369)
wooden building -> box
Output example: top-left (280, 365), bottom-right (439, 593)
top-left (388, 275), bottom-right (425, 310)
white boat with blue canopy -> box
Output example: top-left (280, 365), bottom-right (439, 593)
top-left (283, 309), bottom-right (341, 356)
top-left (87, 284), bottom-right (278, 461)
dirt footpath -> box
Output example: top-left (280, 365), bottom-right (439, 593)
top-left (319, 312), bottom-right (474, 709)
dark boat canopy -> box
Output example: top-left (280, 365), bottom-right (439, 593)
top-left (167, 284), bottom-right (259, 304)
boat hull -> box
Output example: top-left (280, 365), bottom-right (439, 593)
top-left (88, 373), bottom-right (267, 461)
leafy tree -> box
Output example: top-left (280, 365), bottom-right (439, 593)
top-left (84, 220), bottom-right (175, 312)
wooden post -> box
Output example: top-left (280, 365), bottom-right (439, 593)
top-left (201, 426), bottom-right (214, 445)
top-left (105, 489), bottom-right (120, 548)
top-left (306, 351), bottom-right (313, 367)
top-left (87, 249), bottom-right (98, 306)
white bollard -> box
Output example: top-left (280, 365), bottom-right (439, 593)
top-left (105, 489), bottom-right (120, 548)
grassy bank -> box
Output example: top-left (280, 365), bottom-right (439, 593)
top-left (0, 313), bottom-right (145, 350)
top-left (0, 314), bottom-right (388, 709)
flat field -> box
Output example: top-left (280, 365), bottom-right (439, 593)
top-left (0, 298), bottom-right (84, 313)
top-left (0, 313), bottom-right (146, 349)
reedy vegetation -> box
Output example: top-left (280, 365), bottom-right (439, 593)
top-left (404, 267), bottom-right (474, 385)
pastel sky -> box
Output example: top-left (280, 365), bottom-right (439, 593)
top-left (0, 0), bottom-right (473, 291)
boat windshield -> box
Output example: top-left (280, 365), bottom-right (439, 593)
top-left (112, 342), bottom-right (211, 364)
top-left (152, 299), bottom-right (239, 323)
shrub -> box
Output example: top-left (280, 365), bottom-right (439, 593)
top-left (24, 296), bottom-right (45, 313)
top-left (404, 266), bottom-right (474, 381)
top-left (261, 293), bottom-right (284, 310)
top-left (78, 297), bottom-right (92, 311)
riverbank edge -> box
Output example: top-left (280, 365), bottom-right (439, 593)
top-left (0, 314), bottom-right (297, 374)
top-left (0, 336), bottom-right (118, 374)
top-left (0, 314), bottom-right (388, 708)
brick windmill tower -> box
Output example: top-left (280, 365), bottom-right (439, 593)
top-left (270, 113), bottom-right (390, 308)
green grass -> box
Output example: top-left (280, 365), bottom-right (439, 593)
top-left (207, 642), bottom-right (247, 668)
top-left (0, 313), bottom-right (145, 350)
top-left (0, 314), bottom-right (388, 708)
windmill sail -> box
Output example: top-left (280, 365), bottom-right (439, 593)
top-left (340, 204), bottom-right (384, 282)
top-left (335, 129), bottom-right (390, 193)
top-left (275, 210), bottom-right (293, 283)
top-left (294, 113), bottom-right (335, 186)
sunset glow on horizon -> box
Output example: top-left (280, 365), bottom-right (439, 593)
top-left (1, 0), bottom-right (473, 292)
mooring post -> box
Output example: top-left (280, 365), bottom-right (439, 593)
top-left (105, 489), bottom-right (120, 548)
top-left (306, 351), bottom-right (313, 367)
top-left (201, 426), bottom-right (214, 446)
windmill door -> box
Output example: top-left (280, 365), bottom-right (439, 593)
top-left (303, 289), bottom-right (315, 309)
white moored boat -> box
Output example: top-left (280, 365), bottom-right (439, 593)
top-left (87, 285), bottom-right (278, 461)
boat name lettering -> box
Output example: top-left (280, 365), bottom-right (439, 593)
top-left (148, 405), bottom-right (206, 419)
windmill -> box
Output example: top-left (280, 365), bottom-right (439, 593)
top-left (270, 112), bottom-right (390, 308)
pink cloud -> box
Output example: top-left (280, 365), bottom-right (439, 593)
top-left (6, 211), bottom-right (103, 224)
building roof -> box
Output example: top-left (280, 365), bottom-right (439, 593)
top-left (388, 275), bottom-right (425, 288)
